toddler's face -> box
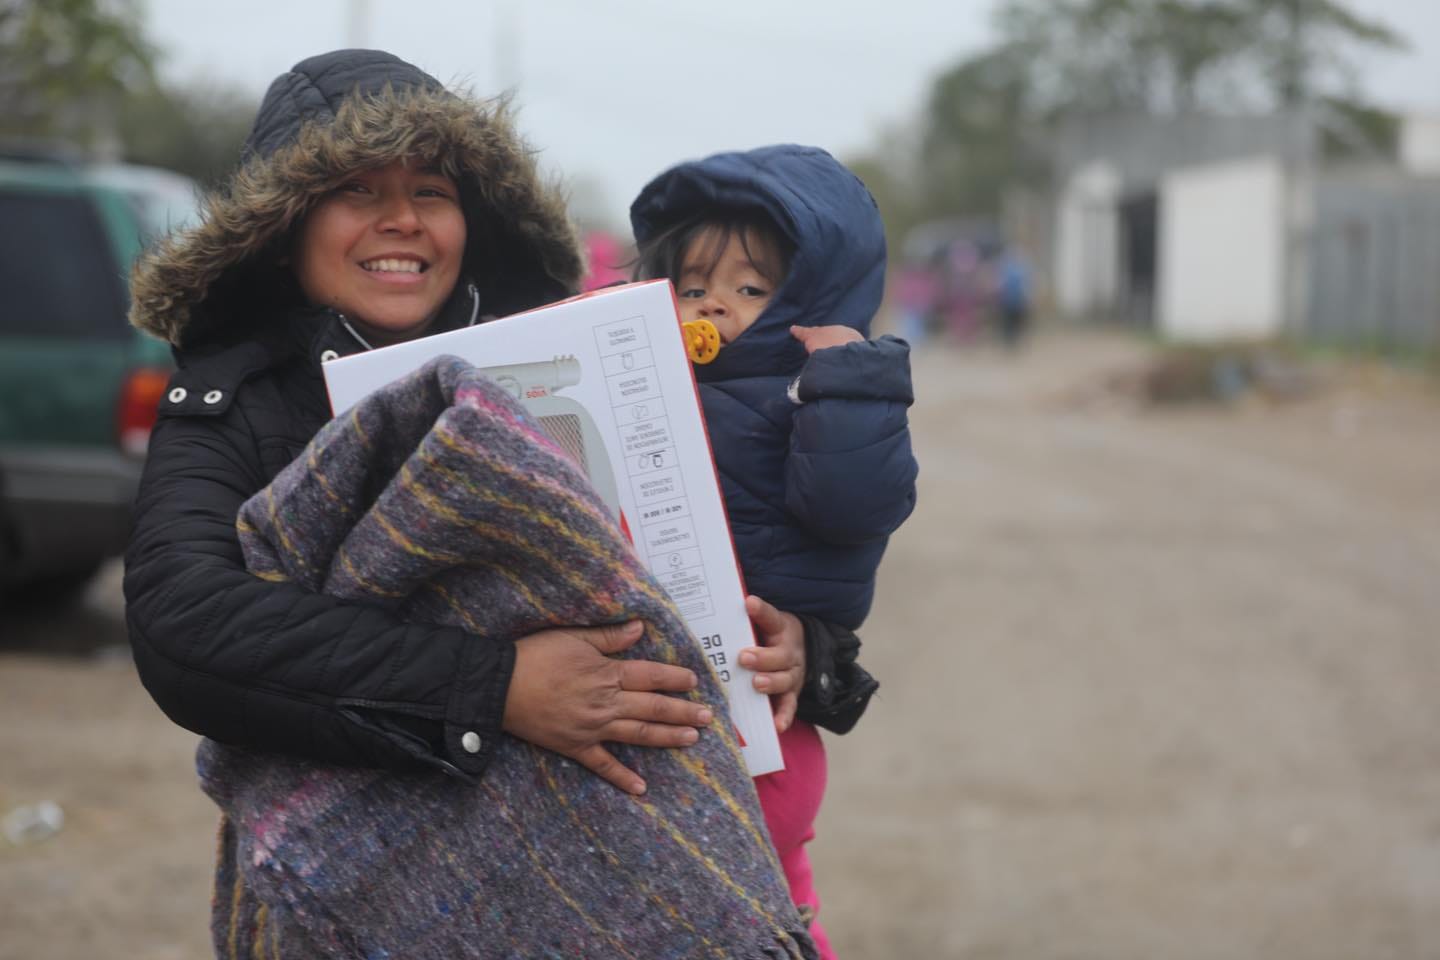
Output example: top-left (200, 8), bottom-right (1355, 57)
top-left (675, 227), bottom-right (781, 345)
top-left (294, 159), bottom-right (466, 347)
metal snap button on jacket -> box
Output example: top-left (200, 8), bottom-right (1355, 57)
top-left (460, 731), bottom-right (483, 754)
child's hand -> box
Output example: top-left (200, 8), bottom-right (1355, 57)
top-left (739, 595), bottom-right (806, 733)
top-left (790, 324), bottom-right (862, 354)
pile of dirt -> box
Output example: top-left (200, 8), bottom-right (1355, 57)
top-left (1064, 340), bottom-right (1438, 412)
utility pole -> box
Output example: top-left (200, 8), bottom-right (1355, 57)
top-left (347, 0), bottom-right (372, 49)
top-left (496, 0), bottom-right (519, 94)
top-left (1278, 0), bottom-right (1306, 107)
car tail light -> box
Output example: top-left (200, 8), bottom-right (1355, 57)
top-left (117, 367), bottom-right (171, 457)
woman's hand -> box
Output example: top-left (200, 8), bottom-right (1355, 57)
top-left (739, 595), bottom-right (806, 733)
top-left (502, 621), bottom-right (713, 795)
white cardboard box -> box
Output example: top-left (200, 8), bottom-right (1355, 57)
top-left (323, 280), bottom-right (782, 775)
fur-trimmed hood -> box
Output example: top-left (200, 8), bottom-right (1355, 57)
top-left (130, 49), bottom-right (584, 349)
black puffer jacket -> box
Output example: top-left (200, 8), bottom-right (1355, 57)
top-left (123, 50), bottom-right (583, 777)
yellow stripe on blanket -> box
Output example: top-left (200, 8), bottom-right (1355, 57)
top-left (636, 795), bottom-right (797, 942)
top-left (480, 781), bottom-right (644, 960)
top-left (536, 750), bottom-right (730, 960)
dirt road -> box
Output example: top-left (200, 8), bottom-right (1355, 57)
top-left (3, 328), bottom-right (1438, 959)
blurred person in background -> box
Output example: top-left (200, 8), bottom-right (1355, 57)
top-left (891, 252), bottom-right (942, 347)
top-left (938, 238), bottom-right (985, 343)
top-left (632, 144), bottom-right (919, 959)
top-left (122, 48), bottom-right (837, 958)
top-left (581, 228), bottom-right (629, 290)
top-left (993, 243), bottom-right (1033, 350)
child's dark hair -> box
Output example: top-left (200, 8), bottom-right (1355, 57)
top-left (634, 210), bottom-right (794, 289)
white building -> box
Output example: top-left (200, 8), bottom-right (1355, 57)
top-left (1048, 111), bottom-right (1440, 349)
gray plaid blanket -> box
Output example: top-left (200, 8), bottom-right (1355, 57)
top-left (199, 355), bottom-right (815, 959)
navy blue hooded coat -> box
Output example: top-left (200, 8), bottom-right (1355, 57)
top-left (631, 145), bottom-right (918, 629)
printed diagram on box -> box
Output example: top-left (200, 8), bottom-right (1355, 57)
top-left (321, 280), bottom-right (781, 772)
top-left (475, 357), bottom-right (623, 524)
top-left (594, 316), bottom-right (718, 630)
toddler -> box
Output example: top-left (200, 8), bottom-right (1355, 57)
top-left (632, 144), bottom-right (919, 957)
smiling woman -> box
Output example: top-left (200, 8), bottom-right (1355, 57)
top-left (121, 48), bottom-right (821, 959)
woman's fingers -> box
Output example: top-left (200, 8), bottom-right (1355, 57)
top-left (504, 624), bottom-right (714, 794)
top-left (587, 623), bottom-right (699, 693)
top-left (604, 717), bottom-right (701, 750)
top-left (570, 693), bottom-right (717, 794)
top-left (572, 744), bottom-right (647, 796)
top-left (616, 690), bottom-right (713, 728)
top-left (580, 620), bottom-right (645, 655)
top-left (617, 657), bottom-right (698, 693)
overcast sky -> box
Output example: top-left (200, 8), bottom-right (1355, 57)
top-left (144, 0), bottom-right (1440, 230)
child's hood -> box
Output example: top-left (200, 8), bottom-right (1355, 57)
top-left (630, 144), bottom-right (886, 381)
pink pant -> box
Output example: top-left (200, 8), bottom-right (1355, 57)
top-left (754, 721), bottom-right (835, 960)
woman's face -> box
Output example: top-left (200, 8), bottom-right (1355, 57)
top-left (295, 160), bottom-right (466, 346)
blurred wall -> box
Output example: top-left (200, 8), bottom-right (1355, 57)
top-left (1307, 169), bottom-right (1440, 350)
top-left (1054, 161), bottom-right (1121, 319)
top-left (1399, 116), bottom-right (1440, 177)
top-left (1159, 157), bottom-right (1288, 341)
top-left (1053, 112), bottom-right (1318, 200)
top-left (1050, 112), bottom-right (1318, 328)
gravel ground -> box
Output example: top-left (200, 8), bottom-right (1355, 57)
top-left (2, 327), bottom-right (1438, 959)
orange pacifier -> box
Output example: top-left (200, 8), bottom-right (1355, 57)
top-left (681, 319), bottom-right (721, 364)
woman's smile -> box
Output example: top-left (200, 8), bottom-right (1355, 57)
top-left (359, 256), bottom-right (427, 276)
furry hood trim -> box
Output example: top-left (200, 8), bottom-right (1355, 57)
top-left (130, 77), bottom-right (584, 348)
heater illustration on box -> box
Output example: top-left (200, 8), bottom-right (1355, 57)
top-left (476, 357), bottom-right (624, 529)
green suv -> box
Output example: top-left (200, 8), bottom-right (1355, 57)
top-left (0, 147), bottom-right (197, 594)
